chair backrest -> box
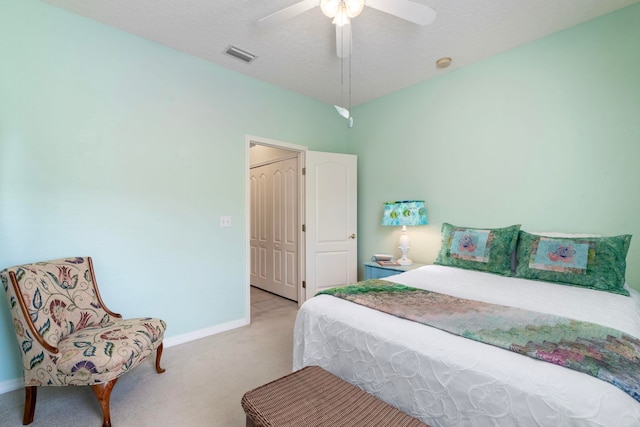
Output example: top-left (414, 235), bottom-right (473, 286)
top-left (1, 257), bottom-right (118, 351)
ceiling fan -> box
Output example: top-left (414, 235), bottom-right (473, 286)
top-left (257, 0), bottom-right (436, 58)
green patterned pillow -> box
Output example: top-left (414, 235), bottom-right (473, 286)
top-left (434, 223), bottom-right (521, 276)
top-left (514, 231), bottom-right (632, 296)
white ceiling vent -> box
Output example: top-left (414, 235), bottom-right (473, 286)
top-left (225, 45), bottom-right (257, 63)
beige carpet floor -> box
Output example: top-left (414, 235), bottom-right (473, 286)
top-left (0, 287), bottom-right (299, 426)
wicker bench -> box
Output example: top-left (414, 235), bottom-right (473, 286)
top-left (241, 366), bottom-right (429, 427)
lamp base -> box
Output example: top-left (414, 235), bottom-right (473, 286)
top-left (397, 226), bottom-right (413, 266)
top-left (397, 256), bottom-right (413, 266)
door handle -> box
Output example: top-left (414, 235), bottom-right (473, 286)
top-left (350, 233), bottom-right (356, 239)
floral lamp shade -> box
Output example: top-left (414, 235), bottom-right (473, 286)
top-left (381, 200), bottom-right (428, 227)
top-left (381, 200), bottom-right (427, 266)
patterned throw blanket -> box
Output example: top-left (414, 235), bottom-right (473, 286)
top-left (318, 280), bottom-right (640, 402)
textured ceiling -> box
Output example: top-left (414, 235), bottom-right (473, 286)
top-left (43, 0), bottom-right (639, 107)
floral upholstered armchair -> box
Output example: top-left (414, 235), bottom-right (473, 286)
top-left (0, 257), bottom-right (166, 427)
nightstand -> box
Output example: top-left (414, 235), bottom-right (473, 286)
top-left (364, 261), bottom-right (426, 280)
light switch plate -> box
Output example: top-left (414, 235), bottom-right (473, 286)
top-left (220, 216), bottom-right (231, 227)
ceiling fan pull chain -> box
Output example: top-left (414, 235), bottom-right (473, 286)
top-left (348, 42), bottom-right (354, 128)
top-left (340, 23), bottom-right (345, 111)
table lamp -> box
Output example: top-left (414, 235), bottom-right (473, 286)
top-left (381, 200), bottom-right (428, 265)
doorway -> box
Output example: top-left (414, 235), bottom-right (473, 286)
top-left (249, 144), bottom-right (300, 301)
top-left (245, 135), bottom-right (358, 320)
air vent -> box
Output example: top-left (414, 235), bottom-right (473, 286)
top-left (225, 45), bottom-right (257, 63)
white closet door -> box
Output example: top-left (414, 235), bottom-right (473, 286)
top-left (250, 168), bottom-right (268, 290)
top-left (250, 158), bottom-right (298, 301)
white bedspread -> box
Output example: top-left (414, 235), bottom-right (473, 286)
top-left (293, 265), bottom-right (640, 426)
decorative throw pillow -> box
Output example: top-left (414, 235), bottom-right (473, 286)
top-left (511, 232), bottom-right (602, 273)
top-left (514, 231), bottom-right (632, 296)
top-left (434, 223), bottom-right (521, 276)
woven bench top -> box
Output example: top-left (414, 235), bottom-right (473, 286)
top-left (242, 365), bottom-right (429, 427)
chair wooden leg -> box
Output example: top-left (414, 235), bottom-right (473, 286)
top-left (155, 342), bottom-right (166, 374)
top-left (91, 379), bottom-right (118, 427)
top-left (23, 386), bottom-right (37, 425)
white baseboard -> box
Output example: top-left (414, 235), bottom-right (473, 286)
top-left (0, 378), bottom-right (23, 395)
top-left (163, 317), bottom-right (249, 348)
top-left (0, 316), bottom-right (250, 395)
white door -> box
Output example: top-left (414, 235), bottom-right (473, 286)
top-left (250, 158), bottom-right (298, 301)
top-left (304, 151), bottom-right (357, 300)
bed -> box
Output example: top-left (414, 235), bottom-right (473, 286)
top-left (293, 226), bottom-right (639, 426)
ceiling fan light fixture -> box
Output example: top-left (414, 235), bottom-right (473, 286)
top-left (320, 0), bottom-right (340, 18)
top-left (332, 4), bottom-right (351, 26)
top-left (321, 0), bottom-right (365, 20)
top-left (345, 0), bottom-right (365, 18)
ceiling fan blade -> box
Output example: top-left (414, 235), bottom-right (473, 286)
top-left (366, 0), bottom-right (436, 26)
top-left (334, 105), bottom-right (350, 119)
top-left (257, 0), bottom-right (320, 29)
top-left (336, 23), bottom-right (352, 58)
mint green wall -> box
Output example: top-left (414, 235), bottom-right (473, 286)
top-left (0, 1), bottom-right (348, 384)
top-left (351, 4), bottom-right (640, 290)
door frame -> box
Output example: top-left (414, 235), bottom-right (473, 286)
top-left (246, 135), bottom-right (307, 321)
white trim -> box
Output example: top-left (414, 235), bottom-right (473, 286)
top-left (0, 318), bottom-right (249, 395)
top-left (245, 136), bottom-right (252, 326)
top-left (246, 135), bottom-right (308, 310)
top-left (0, 377), bottom-right (22, 395)
top-left (163, 318), bottom-right (249, 348)
top-left (246, 135), bottom-right (307, 152)
top-left (250, 153), bottom-right (298, 169)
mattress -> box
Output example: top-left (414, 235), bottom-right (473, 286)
top-left (293, 265), bottom-right (640, 426)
